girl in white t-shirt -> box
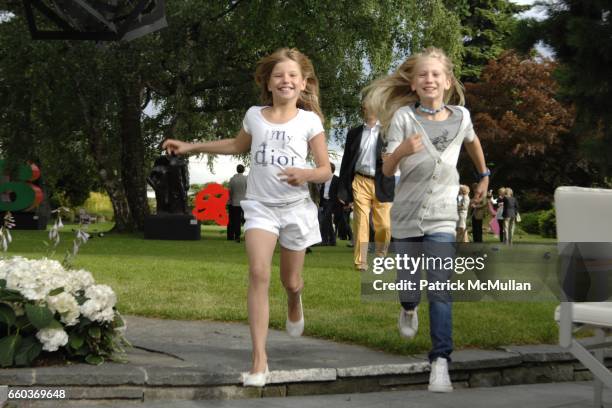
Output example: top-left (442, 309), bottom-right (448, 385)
top-left (163, 48), bottom-right (331, 387)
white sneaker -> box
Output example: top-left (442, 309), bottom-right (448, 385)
top-left (242, 365), bottom-right (270, 387)
top-left (428, 357), bottom-right (453, 392)
top-left (286, 294), bottom-right (304, 337)
top-left (398, 307), bottom-right (418, 339)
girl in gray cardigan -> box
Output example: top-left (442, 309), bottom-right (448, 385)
top-left (364, 47), bottom-right (489, 393)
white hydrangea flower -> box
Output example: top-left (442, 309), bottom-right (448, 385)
top-left (1, 255), bottom-right (125, 365)
top-left (36, 328), bottom-right (69, 352)
top-left (46, 292), bottom-right (80, 326)
top-left (7, 257), bottom-right (86, 299)
top-left (81, 284), bottom-right (117, 323)
top-left (64, 269), bottom-right (95, 295)
top-left (96, 307), bottom-right (115, 323)
top-left (3, 255), bottom-right (120, 330)
top-left (4, 257), bottom-right (68, 301)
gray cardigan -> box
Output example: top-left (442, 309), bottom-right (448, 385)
top-left (386, 105), bottom-right (476, 238)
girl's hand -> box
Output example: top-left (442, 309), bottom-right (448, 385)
top-left (473, 178), bottom-right (489, 204)
top-left (278, 168), bottom-right (310, 186)
top-left (394, 134), bottom-right (423, 159)
top-left (162, 139), bottom-right (193, 156)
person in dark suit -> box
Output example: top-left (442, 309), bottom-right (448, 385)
top-left (319, 163), bottom-right (339, 245)
top-left (338, 106), bottom-right (395, 270)
top-left (334, 198), bottom-right (353, 243)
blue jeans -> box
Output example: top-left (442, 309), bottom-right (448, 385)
top-left (394, 232), bottom-right (455, 362)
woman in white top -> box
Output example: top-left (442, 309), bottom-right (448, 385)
top-left (163, 48), bottom-right (331, 387)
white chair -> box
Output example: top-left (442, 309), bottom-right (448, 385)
top-left (555, 186), bottom-right (612, 407)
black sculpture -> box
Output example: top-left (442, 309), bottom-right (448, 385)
top-left (23, 0), bottom-right (167, 41)
top-left (147, 154), bottom-right (189, 215)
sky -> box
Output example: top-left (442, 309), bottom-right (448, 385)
top-left (512, 0), bottom-right (547, 20)
top-left (185, 0), bottom-right (546, 185)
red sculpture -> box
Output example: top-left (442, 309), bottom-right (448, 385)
top-left (192, 183), bottom-right (229, 226)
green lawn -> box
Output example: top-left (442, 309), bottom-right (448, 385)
top-left (2, 223), bottom-right (560, 355)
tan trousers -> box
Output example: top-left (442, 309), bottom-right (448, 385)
top-left (504, 217), bottom-right (516, 244)
top-left (352, 174), bottom-right (392, 268)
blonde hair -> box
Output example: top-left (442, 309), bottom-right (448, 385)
top-left (363, 47), bottom-right (464, 130)
top-left (505, 187), bottom-right (513, 197)
top-left (459, 184), bottom-right (470, 195)
top-left (254, 48), bottom-right (324, 122)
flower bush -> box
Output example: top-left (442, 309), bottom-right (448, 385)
top-left (0, 256), bottom-right (128, 367)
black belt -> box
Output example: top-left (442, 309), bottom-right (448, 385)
top-left (356, 172), bottom-right (375, 180)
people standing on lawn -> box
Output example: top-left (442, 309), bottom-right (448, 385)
top-left (227, 164), bottom-right (247, 243)
top-left (486, 189), bottom-right (500, 237)
top-left (494, 187), bottom-right (506, 242)
top-left (335, 200), bottom-right (353, 245)
top-left (470, 182), bottom-right (487, 242)
top-left (163, 48), bottom-right (331, 388)
top-left (365, 46), bottom-right (489, 393)
top-left (456, 184), bottom-right (470, 243)
top-left (502, 187), bottom-right (519, 245)
top-left (337, 105), bottom-right (395, 271)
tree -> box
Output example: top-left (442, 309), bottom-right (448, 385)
top-left (515, 0), bottom-right (612, 182)
top-left (1, 0), bottom-right (463, 231)
top-left (444, 0), bottom-right (529, 82)
top-left (0, 14), bottom-right (98, 209)
top-left (461, 51), bottom-right (600, 208)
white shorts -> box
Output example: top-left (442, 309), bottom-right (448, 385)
top-left (241, 198), bottom-right (321, 251)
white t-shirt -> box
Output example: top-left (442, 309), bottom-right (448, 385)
top-left (242, 106), bottom-right (324, 204)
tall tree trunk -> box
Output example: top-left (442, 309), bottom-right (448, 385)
top-left (89, 128), bottom-right (132, 233)
top-left (74, 80), bottom-right (134, 233)
top-left (119, 79), bottom-right (149, 231)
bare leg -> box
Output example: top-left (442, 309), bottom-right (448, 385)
top-left (456, 228), bottom-right (465, 243)
top-left (245, 229), bottom-right (278, 374)
top-left (280, 246), bottom-right (306, 323)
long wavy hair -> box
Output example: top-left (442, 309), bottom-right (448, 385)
top-left (363, 47), bottom-right (464, 131)
top-left (254, 48), bottom-right (324, 122)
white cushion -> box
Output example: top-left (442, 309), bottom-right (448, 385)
top-left (555, 303), bottom-right (612, 327)
top-left (555, 187), bottom-right (612, 242)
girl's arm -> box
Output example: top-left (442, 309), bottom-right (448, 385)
top-left (162, 129), bottom-right (252, 156)
top-left (464, 136), bottom-right (489, 203)
top-left (279, 132), bottom-right (332, 186)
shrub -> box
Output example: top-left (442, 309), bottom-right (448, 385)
top-left (519, 211), bottom-right (543, 235)
top-left (538, 209), bottom-right (557, 238)
top-left (83, 192), bottom-right (114, 221)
